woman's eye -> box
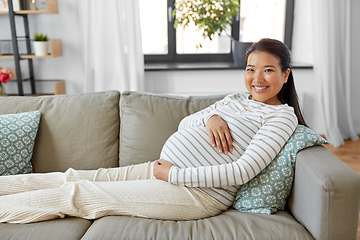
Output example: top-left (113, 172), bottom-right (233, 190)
top-left (246, 68), bottom-right (254, 72)
top-left (265, 69), bottom-right (273, 72)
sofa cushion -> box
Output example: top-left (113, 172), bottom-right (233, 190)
top-left (0, 91), bottom-right (120, 172)
top-left (0, 217), bottom-right (92, 240)
top-left (233, 125), bottom-right (329, 214)
top-left (119, 91), bottom-right (226, 166)
top-left (0, 111), bottom-right (41, 176)
top-left (81, 209), bottom-right (314, 240)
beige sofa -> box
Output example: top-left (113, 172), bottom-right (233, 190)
top-left (0, 91), bottom-right (359, 240)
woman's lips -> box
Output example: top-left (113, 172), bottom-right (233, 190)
top-left (253, 86), bottom-right (269, 93)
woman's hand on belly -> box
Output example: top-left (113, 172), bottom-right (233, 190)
top-left (206, 115), bottom-right (233, 155)
top-left (153, 159), bottom-right (173, 182)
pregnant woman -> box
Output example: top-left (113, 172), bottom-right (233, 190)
top-left (0, 38), bottom-right (305, 223)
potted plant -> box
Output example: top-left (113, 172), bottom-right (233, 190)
top-left (173, 0), bottom-right (252, 67)
top-left (33, 33), bottom-right (49, 56)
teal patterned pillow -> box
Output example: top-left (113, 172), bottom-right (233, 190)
top-left (233, 125), bottom-right (329, 214)
top-left (0, 111), bottom-right (41, 176)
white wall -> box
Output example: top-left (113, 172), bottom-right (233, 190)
top-left (1, 0), bottom-right (359, 135)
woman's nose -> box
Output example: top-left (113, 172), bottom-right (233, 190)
top-left (253, 71), bottom-right (263, 81)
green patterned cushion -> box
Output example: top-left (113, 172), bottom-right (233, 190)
top-left (0, 111), bottom-right (41, 176)
top-left (233, 125), bottom-right (329, 214)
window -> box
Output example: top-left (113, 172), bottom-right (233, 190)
top-left (139, 0), bottom-right (294, 64)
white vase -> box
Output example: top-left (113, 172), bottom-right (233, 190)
top-left (33, 41), bottom-right (48, 56)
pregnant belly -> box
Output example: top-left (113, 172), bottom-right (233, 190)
top-left (160, 126), bottom-right (243, 168)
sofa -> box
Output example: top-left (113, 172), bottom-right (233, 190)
top-left (0, 91), bottom-right (359, 240)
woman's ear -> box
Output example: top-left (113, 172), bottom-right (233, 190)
top-left (283, 68), bottom-right (291, 83)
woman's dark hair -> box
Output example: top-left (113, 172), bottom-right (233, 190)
top-left (244, 38), bottom-right (308, 127)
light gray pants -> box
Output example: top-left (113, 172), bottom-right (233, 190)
top-left (0, 162), bottom-right (225, 223)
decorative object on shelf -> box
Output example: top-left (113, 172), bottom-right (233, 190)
top-left (24, 0), bottom-right (46, 11)
top-left (173, 0), bottom-right (253, 67)
top-left (33, 33), bottom-right (48, 56)
top-left (29, 0), bottom-right (38, 10)
top-left (34, 0), bottom-right (46, 10)
top-left (54, 80), bottom-right (66, 95)
top-left (0, 0), bottom-right (21, 11)
top-left (0, 67), bottom-right (16, 96)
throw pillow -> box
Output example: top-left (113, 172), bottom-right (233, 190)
top-left (0, 111), bottom-right (41, 176)
top-left (233, 125), bottom-right (329, 214)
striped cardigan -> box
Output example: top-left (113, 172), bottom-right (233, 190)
top-left (160, 92), bottom-right (298, 207)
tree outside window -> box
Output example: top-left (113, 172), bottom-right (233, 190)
top-left (139, 0), bottom-right (294, 64)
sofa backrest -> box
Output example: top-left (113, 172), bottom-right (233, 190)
top-left (0, 91), bottom-right (227, 172)
top-left (0, 91), bottom-right (120, 173)
top-left (119, 91), bottom-right (227, 167)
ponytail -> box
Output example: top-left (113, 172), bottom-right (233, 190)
top-left (278, 71), bottom-right (308, 127)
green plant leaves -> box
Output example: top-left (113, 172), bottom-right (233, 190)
top-left (173, 0), bottom-right (239, 43)
top-left (34, 33), bottom-right (48, 42)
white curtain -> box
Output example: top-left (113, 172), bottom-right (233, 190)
top-left (311, 0), bottom-right (359, 147)
top-left (77, 0), bottom-right (144, 92)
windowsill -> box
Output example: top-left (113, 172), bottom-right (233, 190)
top-left (145, 62), bottom-right (313, 71)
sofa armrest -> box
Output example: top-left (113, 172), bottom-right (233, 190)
top-left (287, 145), bottom-right (360, 240)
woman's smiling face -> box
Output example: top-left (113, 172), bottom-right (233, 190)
top-left (245, 51), bottom-right (290, 105)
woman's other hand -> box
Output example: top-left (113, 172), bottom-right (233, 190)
top-left (153, 159), bottom-right (173, 181)
top-left (206, 115), bottom-right (233, 154)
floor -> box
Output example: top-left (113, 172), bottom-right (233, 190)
top-left (322, 136), bottom-right (360, 240)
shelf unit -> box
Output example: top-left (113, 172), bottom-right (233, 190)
top-left (0, 0), bottom-right (58, 14)
top-left (0, 0), bottom-right (61, 96)
top-left (0, 39), bottom-right (62, 59)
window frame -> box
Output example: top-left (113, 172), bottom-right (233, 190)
top-left (144, 0), bottom-right (295, 64)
